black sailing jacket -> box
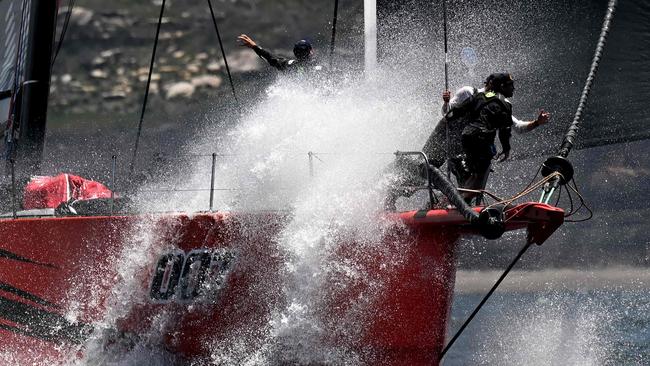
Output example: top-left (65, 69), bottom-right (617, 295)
top-left (252, 46), bottom-right (322, 72)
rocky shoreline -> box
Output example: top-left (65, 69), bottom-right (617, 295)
top-left (48, 1), bottom-right (363, 116)
top-left (50, 6), bottom-right (265, 115)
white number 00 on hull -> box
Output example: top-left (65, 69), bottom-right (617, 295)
top-left (149, 248), bottom-right (235, 303)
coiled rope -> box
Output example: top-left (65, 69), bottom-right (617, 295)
top-left (558, 0), bottom-right (617, 158)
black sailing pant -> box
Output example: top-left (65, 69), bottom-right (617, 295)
top-left (460, 133), bottom-right (496, 196)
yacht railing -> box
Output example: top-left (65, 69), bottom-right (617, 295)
top-left (2, 150), bottom-right (441, 218)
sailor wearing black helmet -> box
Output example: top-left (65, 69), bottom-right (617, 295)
top-left (422, 73), bottom-right (550, 200)
top-left (441, 76), bottom-right (550, 140)
top-left (453, 73), bottom-right (519, 202)
top-left (386, 73), bottom-right (549, 209)
top-left (237, 34), bottom-right (323, 72)
top-left (427, 75), bottom-right (549, 168)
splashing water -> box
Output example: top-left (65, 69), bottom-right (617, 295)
top-left (67, 64), bottom-right (622, 365)
top-left (136, 67), bottom-right (436, 213)
top-left (57, 66), bottom-right (438, 366)
top-left (47, 4), bottom-right (630, 358)
top-left (446, 289), bottom-right (635, 366)
top-left (176, 70), bottom-right (434, 364)
top-left (11, 48), bottom-right (622, 366)
top-left (70, 216), bottom-right (186, 366)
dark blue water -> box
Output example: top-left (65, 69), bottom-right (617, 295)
top-left (445, 288), bottom-right (650, 365)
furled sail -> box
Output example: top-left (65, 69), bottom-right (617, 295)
top-left (0, 0), bottom-right (28, 97)
top-left (377, 0), bottom-right (650, 158)
top-left (0, 0), bottom-right (31, 133)
top-left (0, 0), bottom-right (55, 179)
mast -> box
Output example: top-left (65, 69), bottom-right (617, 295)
top-left (364, 0), bottom-right (377, 77)
top-left (13, 0), bottom-right (57, 179)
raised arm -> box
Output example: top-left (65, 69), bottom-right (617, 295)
top-left (512, 110), bottom-right (551, 134)
top-left (238, 34), bottom-right (291, 70)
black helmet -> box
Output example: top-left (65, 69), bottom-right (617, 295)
top-left (485, 73), bottom-right (513, 88)
top-left (293, 39), bottom-right (312, 60)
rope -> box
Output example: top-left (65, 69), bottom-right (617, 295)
top-left (485, 172), bottom-right (592, 223)
top-left (456, 188), bottom-right (504, 203)
top-left (439, 240), bottom-right (534, 361)
top-left (564, 178), bottom-right (593, 222)
top-left (51, 0), bottom-right (75, 68)
top-left (486, 171), bottom-right (564, 213)
top-left (129, 0), bottom-right (166, 176)
top-left (207, 0), bottom-right (238, 104)
top-left (429, 165), bottom-right (478, 223)
top-left (558, 0), bottom-right (617, 158)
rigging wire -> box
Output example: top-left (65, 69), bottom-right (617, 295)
top-left (207, 0), bottom-right (238, 105)
top-left (456, 188), bottom-right (504, 203)
top-left (441, 0), bottom-right (451, 180)
top-left (438, 165), bottom-right (588, 361)
top-left (329, 0), bottom-right (339, 68)
top-left (129, 0), bottom-right (166, 176)
top-left (565, 180), bottom-right (575, 214)
top-left (442, 0), bottom-right (449, 93)
top-left (566, 180), bottom-right (584, 215)
top-left (538, 0), bottom-right (616, 214)
top-left (51, 0), bottom-right (75, 68)
top-left (564, 179), bottom-right (593, 222)
top-left (522, 163), bottom-right (544, 194)
top-left (439, 240), bottom-right (534, 362)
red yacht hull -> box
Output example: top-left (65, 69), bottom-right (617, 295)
top-left (0, 203), bottom-right (563, 365)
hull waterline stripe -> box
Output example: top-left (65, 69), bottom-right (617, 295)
top-left (0, 295), bottom-right (92, 343)
top-left (0, 322), bottom-right (35, 338)
top-left (0, 281), bottom-right (60, 308)
top-left (0, 248), bottom-right (58, 268)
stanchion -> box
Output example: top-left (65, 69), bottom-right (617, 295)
top-left (209, 153), bottom-right (216, 211)
top-left (10, 159), bottom-right (17, 219)
top-left (110, 155), bottom-right (117, 215)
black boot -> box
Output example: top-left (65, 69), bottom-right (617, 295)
top-left (448, 156), bottom-right (470, 185)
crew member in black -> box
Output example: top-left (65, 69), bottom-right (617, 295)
top-left (386, 73), bottom-right (534, 209)
top-left (237, 34), bottom-right (321, 72)
top-left (457, 72), bottom-right (515, 203)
